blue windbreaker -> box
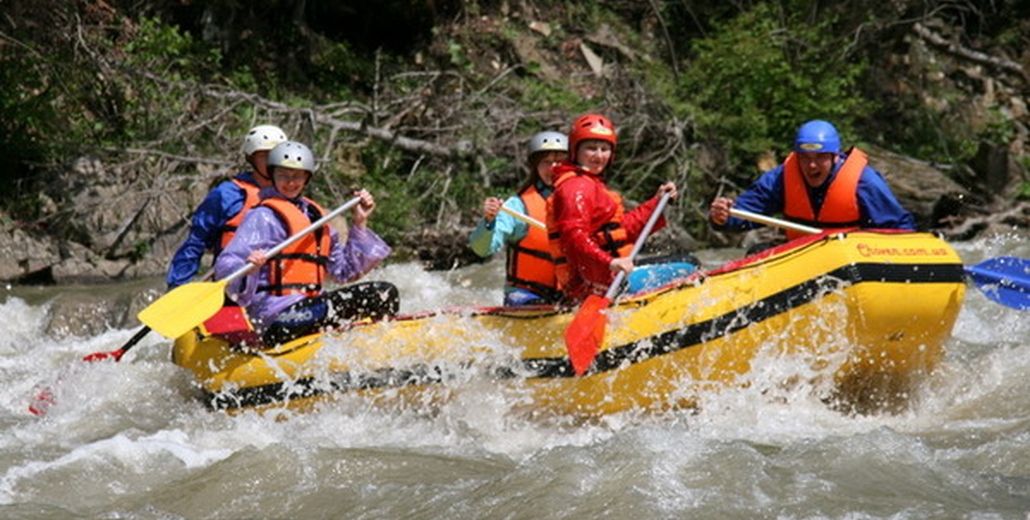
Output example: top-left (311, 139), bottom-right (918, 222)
top-left (712, 152), bottom-right (916, 232)
top-left (165, 172), bottom-right (260, 288)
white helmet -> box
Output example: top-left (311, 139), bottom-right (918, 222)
top-left (528, 131), bottom-right (569, 154)
top-left (268, 141), bottom-right (316, 172)
top-left (242, 125), bottom-right (287, 155)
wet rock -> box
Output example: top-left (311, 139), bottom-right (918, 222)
top-left (40, 282), bottom-right (161, 338)
top-left (410, 227), bottom-right (486, 271)
top-left (866, 145), bottom-right (970, 228)
top-left (43, 292), bottom-right (122, 338)
top-left (0, 226), bottom-right (60, 283)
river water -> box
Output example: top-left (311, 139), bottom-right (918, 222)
top-left (1, 233), bottom-right (1029, 520)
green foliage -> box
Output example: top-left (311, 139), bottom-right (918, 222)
top-left (310, 40), bottom-right (377, 95)
top-left (130, 239), bottom-right (152, 262)
top-left (446, 40), bottom-right (475, 72)
top-left (3, 0), bottom-right (1029, 259)
top-left (123, 17), bottom-right (221, 77)
top-left (303, 142), bottom-right (472, 248)
top-left (514, 79), bottom-right (586, 120)
top-left (0, 46), bottom-right (59, 203)
top-left (676, 2), bottom-right (869, 174)
top-left (979, 107), bottom-right (1017, 146)
top-left (1017, 156), bottom-right (1030, 202)
top-left (880, 71), bottom-right (1016, 166)
top-left (1017, 182), bottom-right (1030, 201)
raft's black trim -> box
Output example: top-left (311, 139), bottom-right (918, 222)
top-left (201, 261), bottom-right (966, 410)
top-left (205, 365), bottom-right (452, 411)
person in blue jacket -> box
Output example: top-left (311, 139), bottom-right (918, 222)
top-left (469, 130), bottom-right (567, 306)
top-left (709, 120), bottom-right (916, 240)
top-left (215, 141), bottom-right (397, 346)
top-left (165, 124), bottom-right (288, 289)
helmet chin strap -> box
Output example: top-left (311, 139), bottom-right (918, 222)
top-left (251, 160), bottom-right (273, 184)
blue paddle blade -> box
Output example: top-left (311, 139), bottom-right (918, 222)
top-left (965, 256), bottom-right (1030, 310)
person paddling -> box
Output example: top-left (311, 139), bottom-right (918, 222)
top-left (547, 113), bottom-right (695, 304)
top-left (469, 131), bottom-right (567, 306)
top-left (709, 119), bottom-right (916, 243)
top-left (166, 124), bottom-right (288, 289)
top-left (215, 141), bottom-right (398, 346)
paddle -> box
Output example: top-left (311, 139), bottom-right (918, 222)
top-left (139, 195), bottom-right (364, 339)
top-left (729, 207), bottom-right (1030, 311)
top-left (564, 191), bottom-right (672, 376)
top-left (728, 207), bottom-right (821, 235)
top-left (499, 205), bottom-right (546, 230)
top-left (28, 275), bottom-right (223, 415)
top-left (28, 197), bottom-right (364, 416)
top-left (964, 256), bottom-right (1030, 310)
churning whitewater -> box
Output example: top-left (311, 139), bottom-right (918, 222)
top-left (1, 234), bottom-right (1028, 519)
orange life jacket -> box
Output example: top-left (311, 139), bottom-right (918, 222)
top-left (783, 148), bottom-right (866, 240)
top-left (218, 178), bottom-right (262, 253)
top-left (255, 197), bottom-right (332, 297)
top-left (505, 185), bottom-right (559, 299)
top-left (547, 168), bottom-right (633, 292)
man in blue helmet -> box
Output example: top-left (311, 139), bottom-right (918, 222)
top-left (709, 119), bottom-right (915, 241)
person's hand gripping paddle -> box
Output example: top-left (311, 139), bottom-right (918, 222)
top-left (28, 195), bottom-right (364, 415)
top-left (564, 191), bottom-right (672, 376)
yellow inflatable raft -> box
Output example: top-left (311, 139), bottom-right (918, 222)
top-left (172, 230), bottom-right (966, 415)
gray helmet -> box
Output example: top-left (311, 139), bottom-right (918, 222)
top-left (268, 141), bottom-right (316, 172)
top-left (528, 131), bottom-right (569, 154)
top-left (242, 125), bottom-right (287, 155)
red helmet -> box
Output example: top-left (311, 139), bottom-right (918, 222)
top-left (568, 114), bottom-right (617, 161)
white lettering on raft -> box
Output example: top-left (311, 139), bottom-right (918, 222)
top-left (855, 243), bottom-right (950, 257)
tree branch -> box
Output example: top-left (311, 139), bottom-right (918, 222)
top-left (913, 22), bottom-right (1025, 78)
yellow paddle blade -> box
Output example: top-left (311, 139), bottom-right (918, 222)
top-left (137, 280), bottom-right (229, 339)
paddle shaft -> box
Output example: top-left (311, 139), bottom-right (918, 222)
top-left (729, 207), bottom-right (821, 235)
top-left (88, 326), bottom-right (150, 362)
top-left (83, 270), bottom-right (218, 362)
top-left (729, 208), bottom-right (1030, 311)
top-left (498, 205), bottom-right (546, 230)
top-left (605, 192), bottom-right (672, 299)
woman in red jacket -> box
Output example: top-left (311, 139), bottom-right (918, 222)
top-left (547, 114), bottom-right (685, 303)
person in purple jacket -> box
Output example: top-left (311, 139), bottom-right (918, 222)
top-left (709, 120), bottom-right (915, 242)
top-left (215, 140), bottom-right (397, 346)
top-left (166, 124), bottom-right (288, 289)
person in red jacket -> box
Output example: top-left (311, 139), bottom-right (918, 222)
top-left (547, 113), bottom-right (685, 303)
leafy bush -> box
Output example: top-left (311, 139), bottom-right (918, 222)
top-left (675, 2), bottom-right (869, 177)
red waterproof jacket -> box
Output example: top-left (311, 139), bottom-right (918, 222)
top-left (546, 161), bottom-right (666, 302)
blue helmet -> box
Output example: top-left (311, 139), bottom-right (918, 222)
top-left (794, 120), bottom-right (840, 154)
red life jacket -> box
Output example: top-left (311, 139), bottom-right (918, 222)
top-left (783, 148), bottom-right (866, 240)
top-left (505, 185), bottom-right (560, 299)
top-left (255, 197), bottom-right (332, 297)
top-left (218, 178), bottom-right (262, 254)
top-left (547, 164), bottom-right (633, 299)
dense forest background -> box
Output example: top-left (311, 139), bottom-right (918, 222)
top-left (1, 0), bottom-right (1028, 281)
